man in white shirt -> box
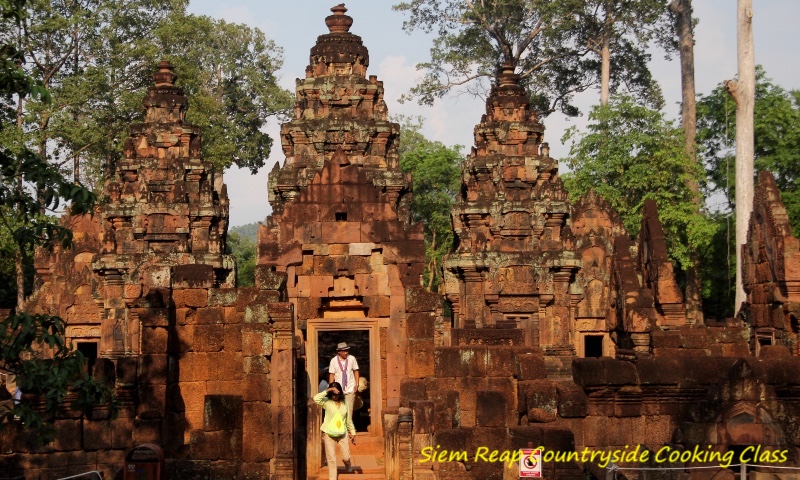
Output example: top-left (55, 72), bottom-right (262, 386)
top-left (328, 342), bottom-right (360, 420)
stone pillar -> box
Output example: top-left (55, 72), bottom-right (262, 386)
top-left (552, 270), bottom-right (574, 353)
top-left (307, 400), bottom-right (323, 473)
top-left (384, 413), bottom-right (399, 480)
top-left (398, 407), bottom-right (413, 480)
top-left (630, 333), bottom-right (651, 354)
top-left (462, 268), bottom-right (484, 328)
top-left (101, 271), bottom-right (127, 357)
top-left (270, 303), bottom-right (295, 480)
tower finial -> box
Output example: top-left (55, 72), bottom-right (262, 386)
top-left (326, 4), bottom-right (353, 33)
top-left (153, 60), bottom-right (177, 87)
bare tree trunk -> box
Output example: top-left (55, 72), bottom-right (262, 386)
top-left (600, 29), bottom-right (611, 105)
top-left (726, 0), bottom-right (755, 315)
top-left (15, 95), bottom-right (25, 311)
top-left (426, 229), bottom-right (437, 292)
top-left (671, 0), bottom-right (703, 324)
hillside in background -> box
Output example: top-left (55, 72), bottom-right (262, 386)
top-left (230, 222), bottom-right (258, 242)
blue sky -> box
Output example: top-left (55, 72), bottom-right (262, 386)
top-left (185, 1), bottom-right (800, 227)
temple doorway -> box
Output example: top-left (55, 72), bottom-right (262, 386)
top-left (306, 319), bottom-right (382, 435)
top-left (305, 319), bottom-right (385, 478)
top-left (317, 329), bottom-right (371, 432)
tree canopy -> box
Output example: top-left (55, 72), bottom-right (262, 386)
top-left (393, 0), bottom-right (673, 115)
top-left (1, 0), bottom-right (292, 190)
top-left (697, 67), bottom-right (800, 236)
top-left (0, 0), bottom-right (114, 442)
top-left (397, 117), bottom-right (462, 292)
top-left (562, 94), bottom-right (715, 270)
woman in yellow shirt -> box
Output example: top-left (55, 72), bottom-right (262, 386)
top-left (314, 381), bottom-right (356, 479)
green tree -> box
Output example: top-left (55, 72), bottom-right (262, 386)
top-left (393, 0), bottom-right (590, 115)
top-left (152, 12), bottom-right (293, 174)
top-left (393, 0), bottom-right (672, 116)
top-left (0, 0), bottom-right (113, 442)
top-left (2, 1), bottom-right (292, 191)
top-left (227, 231), bottom-right (256, 287)
top-left (562, 94), bottom-right (716, 275)
top-left (397, 117), bottom-right (462, 292)
top-left (579, 0), bottom-right (672, 107)
top-left (697, 67), bottom-right (800, 236)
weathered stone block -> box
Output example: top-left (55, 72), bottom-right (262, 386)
top-left (486, 346), bottom-right (514, 376)
top-left (400, 379), bottom-right (427, 406)
top-left (407, 312), bottom-right (435, 339)
top-left (139, 354), bottom-right (168, 383)
top-left (207, 352), bottom-right (244, 381)
top-left (138, 383), bottom-right (167, 420)
top-left (407, 338), bottom-right (435, 378)
top-left (434, 347), bottom-right (465, 378)
top-left (406, 286), bottom-right (440, 313)
top-left (173, 289), bottom-right (208, 308)
top-left (243, 374), bottom-right (270, 402)
top-left (224, 324), bottom-right (243, 352)
top-left (136, 308), bottom-right (169, 328)
top-left (242, 402), bottom-right (274, 462)
top-left (242, 327), bottom-right (273, 357)
top-left (410, 401), bottom-right (435, 434)
top-left (513, 350), bottom-right (546, 380)
top-left (196, 306), bottom-right (224, 325)
top-left (476, 391), bottom-right (507, 427)
top-left (555, 381), bottom-right (589, 418)
top-left (179, 352), bottom-right (208, 382)
top-left (194, 324), bottom-right (224, 352)
top-left (172, 264), bottom-right (215, 289)
top-left (204, 395), bottom-right (243, 431)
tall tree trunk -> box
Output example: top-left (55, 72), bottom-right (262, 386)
top-left (726, 0), bottom-right (755, 315)
top-left (15, 95), bottom-right (25, 311)
top-left (426, 229), bottom-right (437, 292)
top-left (600, 26), bottom-right (611, 105)
top-left (671, 0), bottom-right (702, 324)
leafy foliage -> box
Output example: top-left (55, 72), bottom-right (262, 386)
top-left (230, 222), bottom-right (258, 243)
top-left (227, 231), bottom-right (256, 287)
top-left (0, 313), bottom-right (115, 442)
top-left (697, 67), bottom-right (800, 236)
top-left (153, 12), bottom-right (293, 174)
top-left (562, 94), bottom-right (716, 271)
top-left (397, 117), bottom-right (462, 291)
top-left (577, 0), bottom-right (673, 108)
top-left (1, 0), bottom-right (292, 191)
top-left (0, 0), bottom-right (113, 443)
top-left (393, 0), bottom-right (591, 115)
top-left (393, 0), bottom-right (673, 115)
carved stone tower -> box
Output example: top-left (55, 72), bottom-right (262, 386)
top-left (256, 6), bottom-right (434, 453)
top-left (443, 64), bottom-right (579, 360)
top-left (93, 60), bottom-right (234, 357)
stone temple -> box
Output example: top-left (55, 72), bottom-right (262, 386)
top-left (3, 4), bottom-right (800, 480)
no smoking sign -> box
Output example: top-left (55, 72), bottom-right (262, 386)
top-left (520, 448), bottom-right (542, 477)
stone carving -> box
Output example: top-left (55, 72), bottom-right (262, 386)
top-left (742, 171), bottom-right (800, 354)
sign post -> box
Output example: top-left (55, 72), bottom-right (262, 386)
top-left (124, 444), bottom-right (165, 480)
top-left (519, 448), bottom-right (542, 478)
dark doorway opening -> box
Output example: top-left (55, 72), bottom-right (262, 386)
top-left (318, 330), bottom-right (370, 432)
top-left (77, 341), bottom-right (98, 375)
top-left (584, 335), bottom-right (603, 358)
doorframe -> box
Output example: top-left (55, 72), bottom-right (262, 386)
top-left (307, 318), bottom-right (383, 436)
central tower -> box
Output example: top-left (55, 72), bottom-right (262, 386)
top-left (256, 7), bottom-right (434, 466)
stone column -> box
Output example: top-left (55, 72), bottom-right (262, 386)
top-left (269, 302), bottom-right (296, 480)
top-left (551, 270), bottom-right (575, 356)
top-left (101, 270), bottom-right (127, 357)
top-left (462, 268), bottom-right (484, 328)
